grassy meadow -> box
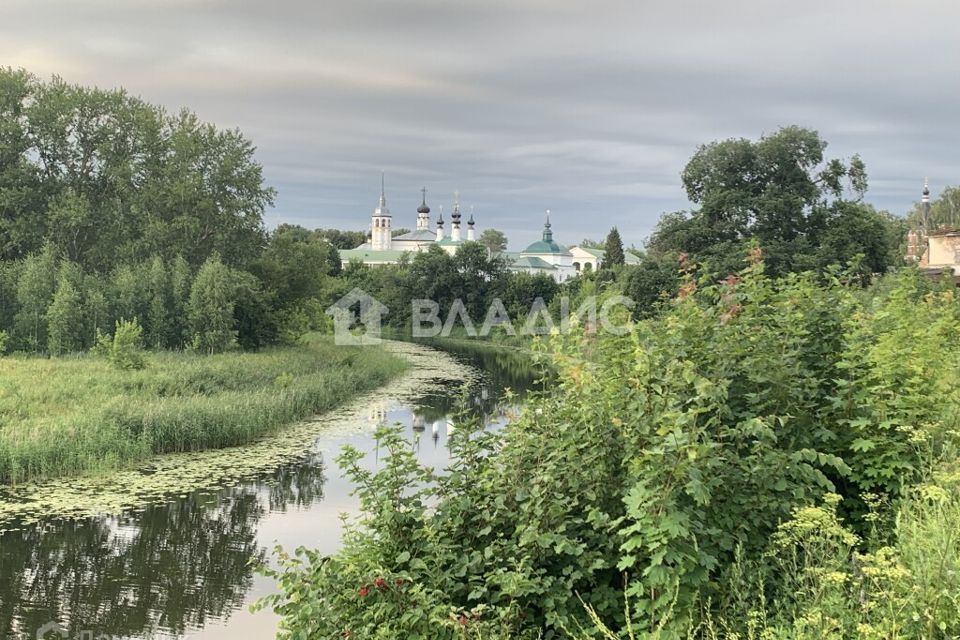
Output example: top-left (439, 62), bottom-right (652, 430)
top-left (0, 335), bottom-right (407, 484)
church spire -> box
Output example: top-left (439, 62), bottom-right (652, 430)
top-left (542, 209), bottom-right (553, 243)
top-left (371, 173), bottom-right (391, 250)
top-left (436, 205), bottom-right (445, 241)
top-left (417, 186), bottom-right (431, 230)
top-left (450, 191), bottom-right (462, 241)
top-left (467, 206), bottom-right (476, 241)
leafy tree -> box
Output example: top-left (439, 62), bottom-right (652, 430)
top-left (169, 256), bottom-right (193, 349)
top-left (603, 227), bottom-right (625, 267)
top-left (82, 275), bottom-right (109, 348)
top-left (0, 260), bottom-right (20, 336)
top-left (144, 256), bottom-right (171, 349)
top-left (478, 228), bottom-right (508, 254)
top-left (13, 244), bottom-right (57, 351)
top-left (111, 264), bottom-right (146, 330)
top-left (188, 255), bottom-right (237, 354)
top-left (0, 68), bottom-right (274, 272)
top-left (94, 318), bottom-right (146, 369)
top-left (649, 126), bottom-right (881, 278)
top-left (620, 255), bottom-right (680, 318)
top-left (453, 241), bottom-right (508, 321)
top-left (313, 228), bottom-right (367, 250)
top-left (47, 273), bottom-right (84, 355)
top-left (254, 225), bottom-right (331, 307)
top-left (906, 184), bottom-right (960, 229)
top-left (502, 271), bottom-right (559, 322)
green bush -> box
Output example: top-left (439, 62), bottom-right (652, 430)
top-left (94, 318), bottom-right (147, 370)
top-left (262, 260), bottom-right (960, 639)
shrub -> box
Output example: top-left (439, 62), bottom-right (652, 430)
top-left (261, 260), bottom-right (960, 639)
top-left (94, 318), bottom-right (147, 370)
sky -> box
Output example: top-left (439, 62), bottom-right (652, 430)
top-left (3, 0), bottom-right (959, 250)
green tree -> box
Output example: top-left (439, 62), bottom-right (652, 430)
top-left (144, 256), bottom-right (171, 349)
top-left (0, 260), bottom-right (20, 336)
top-left (13, 244), bottom-right (57, 351)
top-left (111, 264), bottom-right (146, 329)
top-left (169, 256), bottom-right (193, 349)
top-left (188, 255), bottom-right (237, 353)
top-left (313, 228), bottom-right (367, 250)
top-left (906, 184), bottom-right (960, 229)
top-left (47, 272), bottom-right (84, 355)
top-left (603, 227), bottom-right (625, 267)
top-left (82, 275), bottom-right (109, 348)
top-left (649, 126), bottom-right (878, 278)
top-left (254, 225), bottom-right (331, 307)
top-left (478, 228), bottom-right (508, 254)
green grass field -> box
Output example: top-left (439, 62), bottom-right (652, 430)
top-left (0, 336), bottom-right (407, 484)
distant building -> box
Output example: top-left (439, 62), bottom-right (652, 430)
top-left (504, 212), bottom-right (577, 283)
top-left (906, 179), bottom-right (960, 284)
top-left (337, 178), bottom-right (637, 282)
top-left (339, 179), bottom-right (478, 265)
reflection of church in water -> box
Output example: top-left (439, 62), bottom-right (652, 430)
top-left (367, 383), bottom-right (502, 448)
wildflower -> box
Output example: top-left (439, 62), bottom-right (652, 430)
top-left (374, 577), bottom-right (387, 590)
top-left (395, 579), bottom-right (404, 586)
top-left (358, 586), bottom-right (370, 597)
top-left (723, 273), bottom-right (739, 286)
top-left (458, 615), bottom-right (469, 626)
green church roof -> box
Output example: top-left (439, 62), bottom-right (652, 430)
top-left (522, 240), bottom-right (571, 255)
top-left (522, 211), bottom-right (572, 255)
top-left (509, 256), bottom-right (557, 270)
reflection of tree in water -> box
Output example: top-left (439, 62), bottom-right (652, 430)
top-left (0, 454), bottom-right (325, 639)
top-left (410, 340), bottom-right (544, 423)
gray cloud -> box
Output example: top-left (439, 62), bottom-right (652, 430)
top-left (3, 0), bottom-right (958, 248)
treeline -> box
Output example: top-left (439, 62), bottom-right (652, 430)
top-left (0, 70), bottom-right (346, 356)
top-left (0, 68), bottom-right (274, 271)
top-left (0, 248), bottom-right (305, 355)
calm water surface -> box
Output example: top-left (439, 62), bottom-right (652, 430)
top-left (0, 341), bottom-right (539, 640)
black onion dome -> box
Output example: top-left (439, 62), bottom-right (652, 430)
top-left (418, 201), bottom-right (431, 214)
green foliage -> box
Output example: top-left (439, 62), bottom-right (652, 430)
top-left (108, 318), bottom-right (147, 370)
top-left (0, 330), bottom-right (7, 354)
top-left (0, 335), bottom-right (407, 482)
top-left (647, 127), bottom-right (901, 281)
top-left (264, 259), bottom-right (960, 639)
top-left (0, 68), bottom-right (274, 271)
top-left (12, 244), bottom-right (56, 351)
top-left (479, 228), bottom-right (509, 254)
top-left (907, 184), bottom-right (960, 229)
top-left (604, 227), bottom-right (625, 267)
top-left (46, 272), bottom-right (84, 355)
top-left (188, 255), bottom-right (238, 354)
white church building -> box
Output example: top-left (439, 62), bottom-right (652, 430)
top-left (338, 179), bottom-right (608, 282)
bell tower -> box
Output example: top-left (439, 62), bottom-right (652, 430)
top-left (370, 173), bottom-right (392, 250)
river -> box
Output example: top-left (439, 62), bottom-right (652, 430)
top-left (0, 340), bottom-right (540, 640)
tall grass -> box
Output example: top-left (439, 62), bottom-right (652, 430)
top-left (0, 335), bottom-right (407, 483)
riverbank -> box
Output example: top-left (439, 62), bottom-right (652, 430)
top-left (0, 335), bottom-right (407, 484)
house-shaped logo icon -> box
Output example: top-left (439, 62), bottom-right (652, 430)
top-left (325, 288), bottom-right (389, 345)
top-left (35, 621), bottom-right (68, 639)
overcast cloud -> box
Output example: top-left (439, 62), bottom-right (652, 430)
top-left (3, 0), bottom-right (958, 249)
